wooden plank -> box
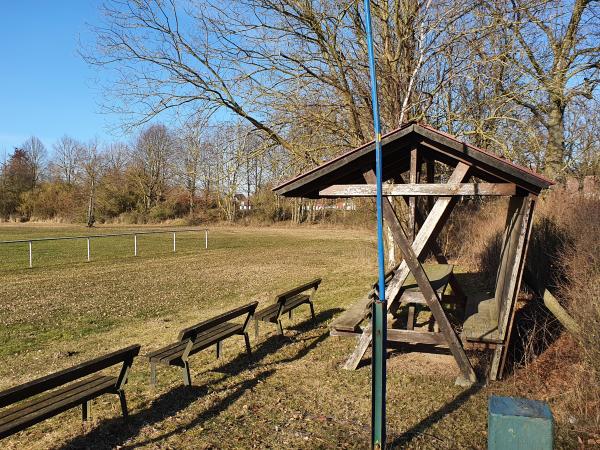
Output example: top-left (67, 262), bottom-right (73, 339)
top-left (0, 345), bottom-right (140, 409)
top-left (319, 183), bottom-right (517, 197)
top-left (342, 324), bottom-right (373, 370)
top-left (178, 301), bottom-right (258, 340)
top-left (387, 329), bottom-right (447, 346)
top-left (330, 296), bottom-right (372, 332)
top-left (493, 196), bottom-right (536, 380)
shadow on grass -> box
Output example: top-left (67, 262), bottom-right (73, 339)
top-left (388, 382), bottom-right (483, 448)
top-left (60, 370), bottom-right (275, 450)
top-left (59, 308), bottom-right (341, 449)
top-left (213, 307), bottom-right (342, 376)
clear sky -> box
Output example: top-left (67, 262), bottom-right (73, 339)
top-left (0, 1), bottom-right (116, 159)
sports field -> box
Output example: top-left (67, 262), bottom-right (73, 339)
top-left (0, 224), bottom-right (574, 449)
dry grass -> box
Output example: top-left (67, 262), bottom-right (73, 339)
top-left (0, 224), bottom-right (580, 448)
top-left (442, 190), bottom-right (600, 445)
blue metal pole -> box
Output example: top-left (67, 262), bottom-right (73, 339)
top-left (363, 0), bottom-right (387, 448)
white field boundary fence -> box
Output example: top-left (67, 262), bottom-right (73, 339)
top-left (0, 228), bottom-right (209, 269)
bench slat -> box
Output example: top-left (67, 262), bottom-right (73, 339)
top-left (0, 375), bottom-right (116, 439)
top-left (330, 296), bottom-right (372, 332)
top-left (0, 374), bottom-right (113, 423)
top-left (255, 293), bottom-right (311, 322)
top-left (165, 323), bottom-right (244, 364)
top-left (178, 302), bottom-right (258, 341)
top-left (275, 278), bottom-right (321, 303)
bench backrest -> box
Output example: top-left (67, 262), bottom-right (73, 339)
top-left (0, 344), bottom-right (141, 409)
top-left (275, 278), bottom-right (322, 305)
top-left (178, 301), bottom-right (258, 341)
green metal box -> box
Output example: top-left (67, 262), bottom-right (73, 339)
top-left (488, 396), bottom-right (553, 450)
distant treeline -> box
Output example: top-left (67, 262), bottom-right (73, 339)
top-left (0, 123), bottom-right (374, 226)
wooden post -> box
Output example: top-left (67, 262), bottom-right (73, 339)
top-left (426, 159), bottom-right (435, 212)
top-left (408, 148), bottom-right (421, 241)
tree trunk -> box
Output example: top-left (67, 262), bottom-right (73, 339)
top-left (87, 178), bottom-right (96, 228)
top-left (545, 100), bottom-right (566, 180)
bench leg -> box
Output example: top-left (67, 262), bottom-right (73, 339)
top-left (255, 319), bottom-right (259, 340)
top-left (277, 319), bottom-right (284, 336)
top-left (82, 400), bottom-right (91, 421)
top-left (407, 306), bottom-right (415, 330)
top-left (309, 301), bottom-right (316, 321)
top-left (182, 361), bottom-right (192, 386)
top-left (150, 362), bottom-right (157, 387)
top-left (244, 332), bottom-right (252, 355)
top-left (118, 390), bottom-right (128, 418)
top-left (289, 309), bottom-right (293, 320)
top-left (216, 341), bottom-right (222, 359)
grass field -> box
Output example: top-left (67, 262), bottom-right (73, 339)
top-left (0, 224), bottom-right (575, 449)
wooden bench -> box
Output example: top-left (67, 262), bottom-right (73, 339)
top-left (254, 278), bottom-right (322, 338)
top-left (147, 302), bottom-right (258, 387)
top-left (0, 344), bottom-right (141, 440)
top-left (330, 264), bottom-right (461, 336)
top-left (329, 265), bottom-right (399, 334)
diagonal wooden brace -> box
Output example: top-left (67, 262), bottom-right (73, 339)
top-left (342, 163), bottom-right (472, 372)
top-left (384, 209), bottom-right (477, 383)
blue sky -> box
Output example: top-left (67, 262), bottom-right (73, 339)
top-left (0, 1), bottom-right (117, 159)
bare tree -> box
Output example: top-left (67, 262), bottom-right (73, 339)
top-left (131, 124), bottom-right (173, 211)
top-left (52, 135), bottom-right (81, 184)
top-left (485, 0), bottom-right (600, 178)
top-left (19, 136), bottom-right (47, 186)
top-left (177, 117), bottom-right (210, 214)
top-left (79, 140), bottom-right (105, 227)
top-left (84, 0), bottom-right (475, 168)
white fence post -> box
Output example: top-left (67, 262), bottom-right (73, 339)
top-left (173, 232), bottom-right (176, 252)
top-left (134, 234), bottom-right (138, 256)
top-left (87, 238), bottom-right (91, 262)
top-left (28, 241), bottom-right (32, 269)
top-left (205, 229), bottom-right (208, 249)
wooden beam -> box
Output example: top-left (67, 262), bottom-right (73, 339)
top-left (387, 329), bottom-right (447, 346)
top-left (320, 183), bottom-right (517, 197)
top-left (342, 323), bottom-right (373, 370)
top-left (426, 159), bottom-right (435, 211)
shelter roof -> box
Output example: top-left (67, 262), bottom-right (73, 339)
top-left (273, 122), bottom-right (553, 198)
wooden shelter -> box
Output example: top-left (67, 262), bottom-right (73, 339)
top-left (273, 122), bottom-right (553, 382)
